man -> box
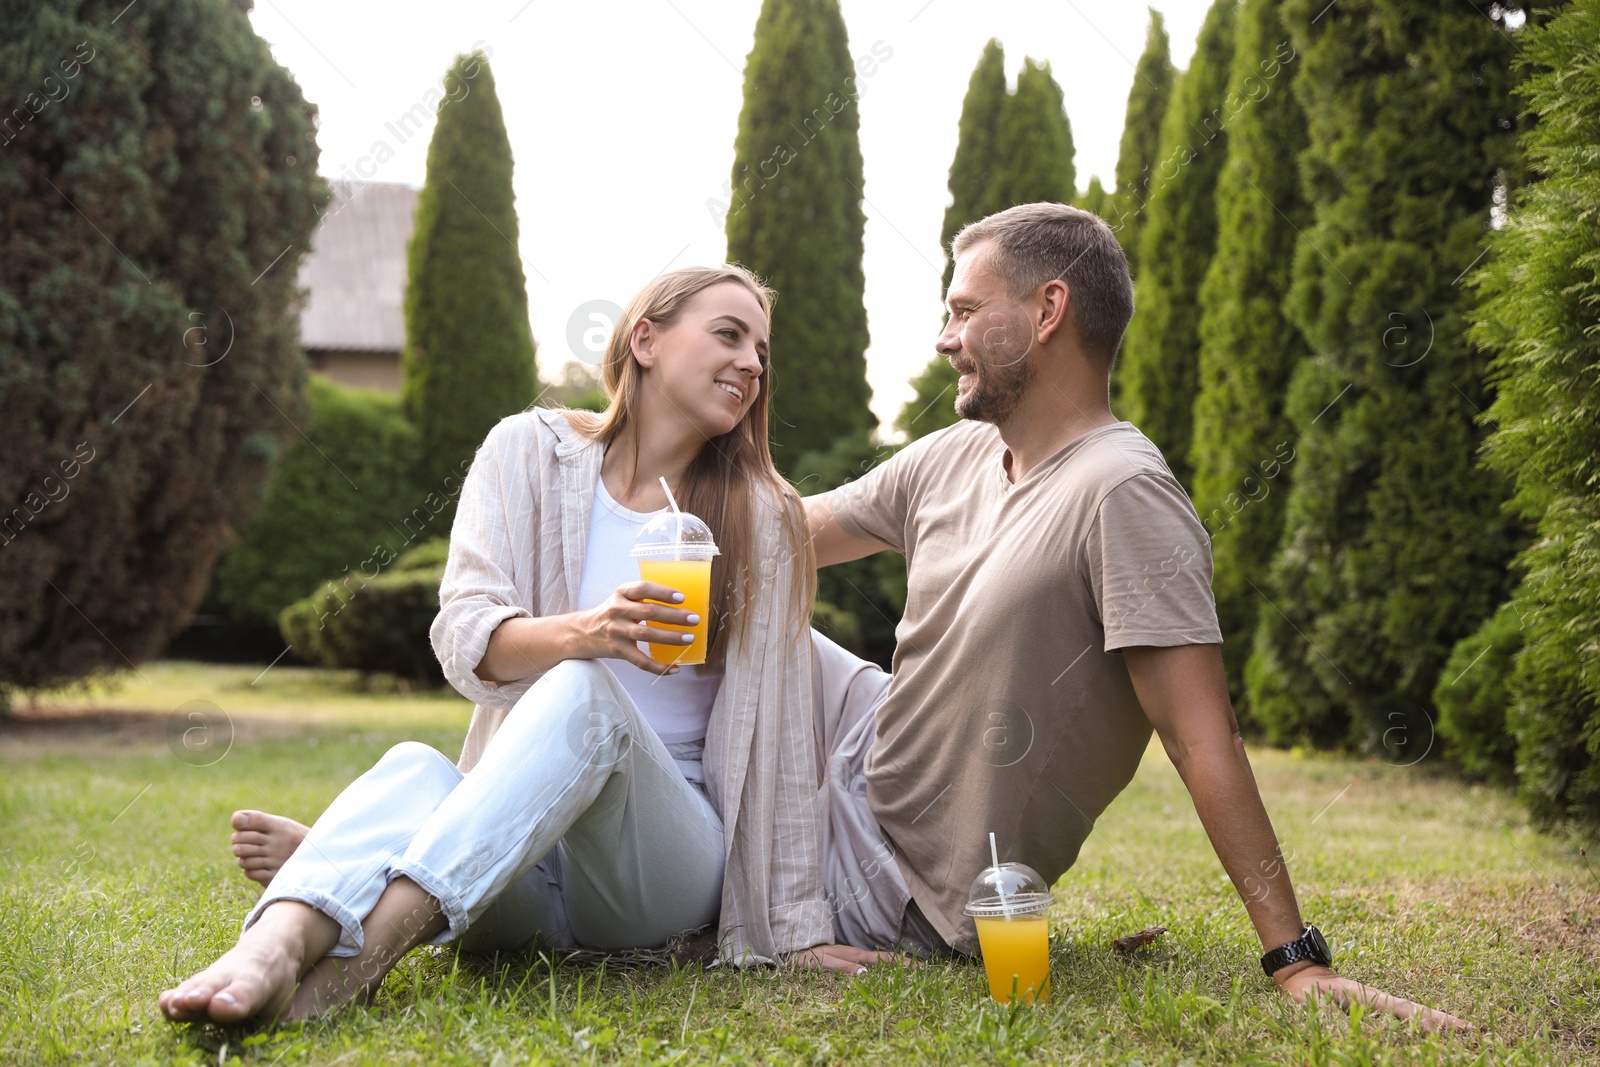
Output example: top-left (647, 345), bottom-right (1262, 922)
top-left (799, 202), bottom-right (1466, 1030)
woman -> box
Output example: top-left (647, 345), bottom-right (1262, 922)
top-left (161, 265), bottom-right (861, 1024)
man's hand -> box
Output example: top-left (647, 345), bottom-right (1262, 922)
top-left (1122, 644), bottom-right (1472, 1035)
top-left (1275, 963), bottom-right (1473, 1033)
top-left (786, 943), bottom-right (906, 975)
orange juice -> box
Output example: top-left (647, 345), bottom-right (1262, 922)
top-left (637, 559), bottom-right (712, 666)
top-left (974, 916), bottom-right (1051, 1003)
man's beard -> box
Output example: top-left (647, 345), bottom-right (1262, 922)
top-left (954, 342), bottom-right (1035, 425)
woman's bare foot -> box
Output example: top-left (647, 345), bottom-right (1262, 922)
top-left (159, 902), bottom-right (337, 1024)
top-left (231, 810), bottom-right (309, 887)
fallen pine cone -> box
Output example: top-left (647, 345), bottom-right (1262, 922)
top-left (1112, 926), bottom-right (1168, 955)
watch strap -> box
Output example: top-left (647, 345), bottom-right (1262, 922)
top-left (1260, 926), bottom-right (1329, 976)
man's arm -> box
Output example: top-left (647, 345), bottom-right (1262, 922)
top-left (1121, 642), bottom-right (1470, 1032)
top-left (804, 493), bottom-right (889, 568)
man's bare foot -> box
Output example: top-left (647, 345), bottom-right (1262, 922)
top-left (282, 948), bottom-right (385, 1020)
top-left (160, 901), bottom-right (339, 1025)
top-left (231, 810), bottom-right (308, 887)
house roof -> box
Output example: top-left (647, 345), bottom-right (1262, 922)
top-left (298, 181), bottom-right (418, 353)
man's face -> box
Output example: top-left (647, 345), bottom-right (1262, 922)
top-left (936, 246), bottom-right (1037, 425)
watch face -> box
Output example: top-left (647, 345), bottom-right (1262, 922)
top-left (1306, 926), bottom-right (1331, 964)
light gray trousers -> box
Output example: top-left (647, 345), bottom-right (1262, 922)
top-left (244, 659), bottom-right (724, 956)
top-left (250, 633), bottom-right (942, 959)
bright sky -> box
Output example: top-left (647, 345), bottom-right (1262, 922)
top-left (249, 0), bottom-right (1214, 434)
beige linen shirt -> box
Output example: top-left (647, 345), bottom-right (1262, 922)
top-left (429, 408), bottom-right (832, 964)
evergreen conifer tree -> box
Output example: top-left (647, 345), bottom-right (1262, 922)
top-left (900, 39), bottom-right (1008, 443)
top-left (1111, 8), bottom-right (1176, 276)
top-left (0, 0), bottom-right (323, 697)
top-left (1076, 176), bottom-right (1111, 218)
top-left (1244, 0), bottom-right (1524, 752)
top-left (1458, 0), bottom-right (1600, 824)
top-left (1115, 0), bottom-right (1238, 490)
top-left (1189, 0), bottom-right (1308, 709)
top-left (725, 0), bottom-right (873, 473)
top-left (994, 58), bottom-right (1076, 212)
top-left (899, 47), bottom-right (1076, 441)
top-left (939, 38), bottom-right (1008, 302)
top-left (402, 52), bottom-right (537, 524)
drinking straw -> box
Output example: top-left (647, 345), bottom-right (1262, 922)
top-left (990, 832), bottom-right (1015, 917)
top-left (658, 476), bottom-right (683, 559)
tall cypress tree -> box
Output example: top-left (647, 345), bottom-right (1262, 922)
top-left (939, 38), bottom-right (1007, 301)
top-left (1111, 7), bottom-right (1177, 276)
top-left (402, 52), bottom-right (536, 522)
top-left (1189, 0), bottom-right (1308, 711)
top-left (725, 0), bottom-right (872, 473)
top-left (1115, 0), bottom-right (1238, 490)
top-left (995, 58), bottom-right (1076, 212)
top-left (1244, 0), bottom-right (1523, 751)
top-left (899, 40), bottom-right (1008, 443)
top-left (899, 47), bottom-right (1076, 441)
top-left (1460, 0), bottom-right (1600, 824)
top-left (1076, 176), bottom-right (1110, 218)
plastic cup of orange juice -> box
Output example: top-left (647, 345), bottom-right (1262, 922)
top-left (630, 504), bottom-right (718, 667)
top-left (965, 842), bottom-right (1055, 1005)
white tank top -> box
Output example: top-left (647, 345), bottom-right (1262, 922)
top-left (574, 478), bottom-right (724, 744)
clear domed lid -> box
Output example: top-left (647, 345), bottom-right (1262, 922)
top-left (630, 511), bottom-right (719, 561)
top-left (963, 861), bottom-right (1055, 918)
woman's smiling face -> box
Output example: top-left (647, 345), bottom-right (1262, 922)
top-left (633, 280), bottom-right (769, 440)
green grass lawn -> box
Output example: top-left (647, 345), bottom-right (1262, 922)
top-left (2, 661), bottom-right (1596, 1065)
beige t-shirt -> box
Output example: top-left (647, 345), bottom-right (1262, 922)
top-left (825, 419), bottom-right (1221, 953)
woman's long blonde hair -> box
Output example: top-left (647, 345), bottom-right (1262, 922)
top-left (560, 265), bottom-right (815, 669)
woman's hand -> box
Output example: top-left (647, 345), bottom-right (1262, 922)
top-left (571, 581), bottom-right (701, 676)
top-left (786, 943), bottom-right (907, 975)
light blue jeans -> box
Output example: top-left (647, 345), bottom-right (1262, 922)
top-left (244, 659), bottom-right (725, 956)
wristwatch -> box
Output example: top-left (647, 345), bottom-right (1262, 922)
top-left (1260, 924), bottom-right (1331, 976)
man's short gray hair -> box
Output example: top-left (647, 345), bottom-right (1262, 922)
top-left (951, 202), bottom-right (1134, 364)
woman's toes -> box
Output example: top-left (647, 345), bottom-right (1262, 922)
top-left (161, 944), bottom-right (301, 1025)
top-left (232, 812), bottom-right (265, 838)
top-left (231, 831), bottom-right (271, 850)
top-left (239, 863), bottom-right (278, 887)
top-left (206, 984), bottom-right (257, 1024)
top-left (161, 976), bottom-right (220, 1021)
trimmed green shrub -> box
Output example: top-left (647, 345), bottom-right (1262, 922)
top-left (1245, 0), bottom-right (1524, 751)
top-left (792, 432), bottom-right (904, 668)
top-left (1189, 0), bottom-right (1309, 714)
top-left (1468, 0), bottom-right (1600, 825)
top-left (0, 0), bottom-right (324, 698)
top-left (1433, 603), bottom-right (1522, 783)
top-left (211, 377), bottom-right (424, 626)
top-left (279, 538), bottom-right (448, 683)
